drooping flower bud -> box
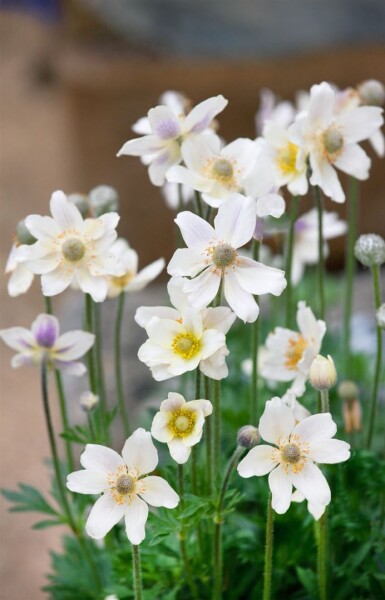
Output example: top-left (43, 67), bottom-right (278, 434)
top-left (357, 79), bottom-right (385, 107)
top-left (342, 398), bottom-right (362, 433)
top-left (16, 219), bottom-right (36, 246)
top-left (237, 425), bottom-right (260, 449)
top-left (309, 355), bottom-right (337, 391)
top-left (68, 193), bottom-right (90, 217)
top-left (89, 185), bottom-right (119, 217)
top-left (337, 380), bottom-right (359, 402)
top-left (376, 303), bottom-right (385, 329)
top-left (80, 391), bottom-right (99, 412)
top-left (354, 234), bottom-right (385, 267)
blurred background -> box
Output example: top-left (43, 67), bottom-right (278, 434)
top-left (0, 1), bottom-right (384, 597)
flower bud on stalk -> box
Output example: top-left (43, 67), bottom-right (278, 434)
top-left (80, 391), bottom-right (99, 412)
top-left (310, 355), bottom-right (337, 391)
top-left (354, 234), bottom-right (385, 268)
top-left (357, 80), bottom-right (385, 107)
top-left (237, 425), bottom-right (260, 449)
top-left (89, 185), bottom-right (119, 217)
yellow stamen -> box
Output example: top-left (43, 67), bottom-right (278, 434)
top-left (276, 142), bottom-right (299, 176)
top-left (169, 409), bottom-right (196, 437)
top-left (172, 333), bottom-right (201, 359)
top-left (284, 335), bottom-right (308, 370)
top-left (110, 271), bottom-right (134, 289)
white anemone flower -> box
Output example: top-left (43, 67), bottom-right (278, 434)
top-left (289, 81), bottom-right (383, 203)
top-left (237, 397), bottom-right (350, 514)
top-left (107, 238), bottom-right (165, 299)
top-left (151, 392), bottom-right (212, 464)
top-left (291, 489), bottom-right (325, 521)
top-left (117, 95), bottom-right (228, 186)
top-left (15, 191), bottom-right (124, 302)
top-left (0, 313), bottom-right (94, 375)
top-left (167, 194), bottom-right (287, 323)
top-left (255, 88), bottom-right (295, 135)
top-left (5, 243), bottom-right (34, 297)
top-left (261, 301), bottom-right (326, 397)
top-left (67, 428), bottom-right (179, 544)
top-left (291, 208), bottom-right (347, 284)
top-left (166, 134), bottom-right (259, 208)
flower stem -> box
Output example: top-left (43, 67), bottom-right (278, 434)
top-left (213, 379), bottom-right (221, 486)
top-left (366, 264), bottom-right (383, 449)
top-left (115, 292), bottom-right (130, 436)
top-left (213, 446), bottom-right (244, 600)
top-left (178, 464), bottom-right (197, 596)
top-left (44, 296), bottom-right (74, 471)
top-left (85, 294), bottom-right (106, 442)
top-left (343, 178), bottom-right (359, 374)
top-left (204, 375), bottom-right (213, 495)
top-left (263, 493), bottom-right (274, 600)
top-left (313, 186), bottom-right (325, 320)
top-left (93, 301), bottom-right (109, 443)
top-left (320, 389), bottom-right (330, 413)
top-left (132, 544), bottom-right (143, 600)
top-left (250, 240), bottom-right (260, 423)
top-left (318, 387), bottom-right (329, 599)
top-left (285, 195), bottom-right (299, 328)
top-left (195, 190), bottom-right (204, 217)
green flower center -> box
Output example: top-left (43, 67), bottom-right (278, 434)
top-left (116, 475), bottom-right (135, 495)
top-left (322, 127), bottom-right (344, 156)
top-left (212, 243), bottom-right (237, 268)
top-left (211, 159), bottom-right (234, 181)
top-left (282, 443), bottom-right (301, 464)
top-left (61, 237), bottom-right (85, 262)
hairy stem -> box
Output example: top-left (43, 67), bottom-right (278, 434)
top-left (132, 544), bottom-right (143, 600)
top-left (367, 264), bottom-right (383, 448)
top-left (115, 292), bottom-right (130, 436)
top-left (285, 195), bottom-right (299, 328)
top-left (343, 178), bottom-right (359, 375)
top-left (263, 493), bottom-right (274, 600)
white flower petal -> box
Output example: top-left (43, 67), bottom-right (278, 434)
top-left (145, 317), bottom-right (183, 347)
top-left (148, 144), bottom-right (181, 186)
top-left (234, 257), bottom-right (286, 296)
top-left (309, 439), bottom-right (350, 464)
top-left (135, 306), bottom-right (179, 328)
top-left (124, 496), bottom-right (149, 545)
top-left (290, 462), bottom-right (331, 507)
top-left (269, 464), bottom-right (293, 514)
top-left (7, 265), bottom-right (34, 297)
top-left (184, 95), bottom-right (228, 133)
top-left (53, 331), bottom-right (95, 360)
top-left (66, 470), bottom-right (108, 494)
top-left (200, 329), bottom-right (226, 359)
top-left (148, 105), bottom-right (182, 140)
top-left (25, 215), bottom-right (59, 240)
top-left (160, 392), bottom-right (186, 412)
top-left (259, 397), bottom-right (296, 445)
top-left (186, 399), bottom-right (213, 416)
top-left (175, 211), bottom-right (215, 249)
top-left (237, 445), bottom-right (276, 477)
top-left (310, 156), bottom-right (345, 204)
top-left (166, 165), bottom-right (211, 193)
top-left (41, 266), bottom-right (74, 296)
top-left (167, 276), bottom-right (190, 311)
top-left (50, 190), bottom-right (83, 231)
top-left (296, 301), bottom-right (326, 350)
top-left (292, 413), bottom-right (337, 443)
top-left (338, 105), bottom-right (383, 143)
top-left (183, 268), bottom-right (221, 309)
top-left (214, 194), bottom-right (257, 248)
top-left (168, 438), bottom-right (191, 464)
top-left (126, 258), bottom-right (165, 292)
top-left (223, 271), bottom-right (259, 323)
top-left (0, 326), bottom-right (36, 352)
top-left (308, 82), bottom-right (335, 127)
top-left (333, 144), bottom-right (370, 180)
top-left (202, 306), bottom-right (236, 334)
top-left (151, 411), bottom-right (174, 443)
top-left (167, 248), bottom-right (206, 278)
top-left (86, 493), bottom-right (126, 540)
top-left (117, 135), bottom-right (165, 157)
top-left (255, 194), bottom-right (285, 218)
top-left (139, 476), bottom-right (179, 508)
top-left (75, 267), bottom-right (108, 303)
top-left (122, 428), bottom-right (158, 475)
top-left (80, 444), bottom-right (124, 474)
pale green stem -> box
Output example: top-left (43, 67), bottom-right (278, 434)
top-left (132, 544), bottom-right (143, 600)
top-left (93, 301), bottom-right (109, 443)
top-left (343, 178), bottom-right (359, 374)
top-left (213, 379), bottom-right (221, 486)
top-left (318, 388), bottom-right (329, 599)
top-left (367, 264), bottom-right (383, 449)
top-left (115, 292), bottom-right (130, 436)
top-left (250, 239), bottom-right (260, 423)
top-left (195, 190), bottom-right (204, 217)
top-left (263, 493), bottom-right (274, 600)
top-left (213, 446), bottom-right (244, 600)
top-left (285, 195), bottom-right (299, 328)
top-left (44, 296), bottom-right (74, 471)
top-left (178, 464), bottom-right (197, 596)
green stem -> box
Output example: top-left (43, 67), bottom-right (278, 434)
top-left (213, 379), bottom-right (221, 486)
top-left (85, 294), bottom-right (105, 442)
top-left (263, 493), bottom-right (274, 600)
top-left (195, 190), bottom-right (204, 217)
top-left (314, 186), bottom-right (325, 320)
top-left (115, 292), bottom-right (130, 436)
top-left (132, 544), bottom-right (143, 600)
top-left (318, 511), bottom-right (328, 600)
top-left (178, 464), bottom-right (197, 596)
top-left (204, 376), bottom-right (213, 495)
top-left (320, 389), bottom-right (330, 413)
top-left (343, 178), bottom-right (359, 375)
top-left (366, 264), bottom-right (383, 449)
top-left (251, 240), bottom-right (260, 423)
top-left (213, 446), bottom-right (244, 599)
top-left (285, 195), bottom-right (299, 328)
top-left (93, 301), bottom-right (109, 443)
top-left (44, 296), bottom-right (74, 471)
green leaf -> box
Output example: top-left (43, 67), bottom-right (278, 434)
top-left (32, 518), bottom-right (64, 530)
top-left (1, 483), bottom-right (58, 516)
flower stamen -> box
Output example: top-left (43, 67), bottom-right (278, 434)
top-left (172, 333), bottom-right (201, 359)
top-left (61, 237), bottom-right (85, 263)
top-left (212, 243), bottom-right (237, 268)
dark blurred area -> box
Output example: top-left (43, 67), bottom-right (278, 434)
top-left (0, 2), bottom-right (384, 598)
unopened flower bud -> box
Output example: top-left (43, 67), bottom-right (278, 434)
top-left (237, 425), bottom-right (260, 449)
top-left (68, 193), bottom-right (90, 217)
top-left (376, 304), bottom-right (385, 329)
top-left (342, 398), bottom-right (362, 433)
top-left (357, 79), bottom-right (385, 106)
top-left (80, 391), bottom-right (99, 412)
top-left (337, 380), bottom-right (359, 401)
top-left (16, 219), bottom-right (36, 246)
top-left (309, 355), bottom-right (337, 391)
top-left (354, 234), bottom-right (385, 267)
top-left (89, 185), bottom-right (119, 216)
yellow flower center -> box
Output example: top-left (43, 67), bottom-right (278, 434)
top-left (110, 271), bottom-right (134, 289)
top-left (211, 158), bottom-right (234, 182)
top-left (61, 237), bottom-right (85, 262)
top-left (281, 443), bottom-right (301, 464)
top-left (276, 142), bottom-right (299, 176)
top-left (169, 410), bottom-right (196, 437)
top-left (172, 333), bottom-right (201, 359)
top-left (322, 126), bottom-right (344, 159)
top-left (284, 335), bottom-right (308, 370)
top-left (212, 243), bottom-right (237, 268)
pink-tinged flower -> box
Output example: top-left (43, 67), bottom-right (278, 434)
top-left (237, 397), bottom-right (350, 514)
top-left (15, 191), bottom-right (124, 302)
top-left (151, 392), bottom-right (212, 464)
top-left (107, 238), bottom-right (165, 298)
top-left (167, 194), bottom-right (287, 323)
top-left (117, 95), bottom-right (228, 186)
top-left (261, 302), bottom-right (326, 397)
top-left (289, 82), bottom-right (383, 203)
top-left (0, 314), bottom-right (94, 375)
top-left (291, 208), bottom-right (347, 284)
top-left (166, 135), bottom-right (258, 208)
top-left (67, 429), bottom-right (179, 544)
